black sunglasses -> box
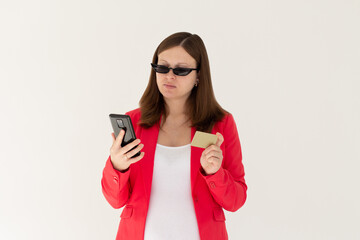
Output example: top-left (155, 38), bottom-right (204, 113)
top-left (151, 63), bottom-right (199, 76)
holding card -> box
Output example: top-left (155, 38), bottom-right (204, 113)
top-left (191, 131), bottom-right (218, 148)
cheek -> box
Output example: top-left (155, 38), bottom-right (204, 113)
top-left (155, 76), bottom-right (165, 93)
top-left (155, 73), bottom-right (165, 83)
top-left (155, 74), bottom-right (162, 85)
top-left (184, 76), bottom-right (196, 88)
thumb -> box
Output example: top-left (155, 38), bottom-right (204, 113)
top-left (215, 132), bottom-right (224, 147)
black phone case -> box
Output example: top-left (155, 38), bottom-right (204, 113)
top-left (109, 114), bottom-right (140, 158)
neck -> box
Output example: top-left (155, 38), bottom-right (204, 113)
top-left (164, 98), bottom-right (188, 117)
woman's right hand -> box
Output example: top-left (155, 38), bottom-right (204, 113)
top-left (110, 129), bottom-right (145, 172)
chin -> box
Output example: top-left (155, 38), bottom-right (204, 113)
top-left (162, 93), bottom-right (178, 100)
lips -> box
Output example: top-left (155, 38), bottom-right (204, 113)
top-left (164, 84), bottom-right (176, 88)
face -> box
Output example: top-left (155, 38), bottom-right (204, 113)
top-left (156, 46), bottom-right (198, 102)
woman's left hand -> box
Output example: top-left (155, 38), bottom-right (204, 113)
top-left (200, 132), bottom-right (224, 175)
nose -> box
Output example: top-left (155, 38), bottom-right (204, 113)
top-left (165, 68), bottom-right (176, 78)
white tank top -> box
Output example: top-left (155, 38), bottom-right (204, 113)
top-left (144, 143), bottom-right (200, 240)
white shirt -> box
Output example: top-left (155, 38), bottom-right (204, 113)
top-left (144, 143), bottom-right (200, 240)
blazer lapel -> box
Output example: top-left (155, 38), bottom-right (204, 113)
top-left (139, 118), bottom-right (160, 202)
top-left (190, 127), bottom-right (203, 194)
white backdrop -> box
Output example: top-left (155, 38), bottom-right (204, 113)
top-left (1, 0), bottom-right (359, 239)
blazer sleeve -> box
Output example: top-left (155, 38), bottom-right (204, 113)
top-left (101, 155), bottom-right (131, 209)
top-left (101, 110), bottom-right (140, 209)
top-left (201, 113), bottom-right (247, 212)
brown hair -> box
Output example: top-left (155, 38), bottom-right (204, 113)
top-left (139, 32), bottom-right (227, 133)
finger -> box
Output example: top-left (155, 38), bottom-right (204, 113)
top-left (110, 132), bottom-right (119, 150)
top-left (115, 129), bottom-right (126, 147)
top-left (203, 145), bottom-right (219, 155)
top-left (215, 132), bottom-right (224, 147)
top-left (205, 150), bottom-right (222, 160)
top-left (201, 151), bottom-right (206, 159)
top-left (120, 138), bottom-right (141, 155)
top-left (207, 156), bottom-right (220, 164)
top-left (126, 143), bottom-right (144, 158)
top-left (128, 152), bottom-right (145, 165)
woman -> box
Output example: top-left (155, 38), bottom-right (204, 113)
top-left (101, 32), bottom-right (247, 240)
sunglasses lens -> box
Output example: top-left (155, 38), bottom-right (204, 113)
top-left (154, 65), bottom-right (169, 73)
top-left (173, 68), bottom-right (192, 76)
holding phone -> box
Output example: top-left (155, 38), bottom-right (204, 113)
top-left (109, 114), bottom-right (141, 158)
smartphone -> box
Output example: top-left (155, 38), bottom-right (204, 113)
top-left (109, 114), bottom-right (141, 158)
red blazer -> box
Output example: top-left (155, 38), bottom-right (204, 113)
top-left (101, 108), bottom-right (247, 240)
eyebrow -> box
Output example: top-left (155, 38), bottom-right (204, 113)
top-left (158, 59), bottom-right (190, 66)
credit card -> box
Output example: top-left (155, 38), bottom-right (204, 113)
top-left (191, 131), bottom-right (218, 148)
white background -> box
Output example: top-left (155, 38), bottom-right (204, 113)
top-left (1, 0), bottom-right (359, 239)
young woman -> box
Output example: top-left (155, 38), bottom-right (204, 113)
top-left (101, 32), bottom-right (247, 240)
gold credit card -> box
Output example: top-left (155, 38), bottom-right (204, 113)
top-left (191, 131), bottom-right (218, 148)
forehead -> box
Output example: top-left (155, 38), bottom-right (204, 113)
top-left (158, 46), bottom-right (196, 66)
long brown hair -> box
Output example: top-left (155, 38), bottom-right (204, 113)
top-left (139, 32), bottom-right (227, 133)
